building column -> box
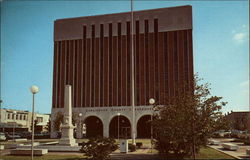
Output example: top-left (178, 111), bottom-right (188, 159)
top-left (76, 121), bottom-right (82, 139)
top-left (103, 117), bottom-right (109, 137)
top-left (131, 122), bottom-right (137, 138)
top-left (103, 125), bottom-right (109, 137)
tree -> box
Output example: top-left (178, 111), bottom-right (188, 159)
top-left (72, 112), bottom-right (78, 126)
top-left (31, 119), bottom-right (39, 133)
top-left (212, 114), bottom-right (230, 132)
top-left (45, 118), bottom-right (51, 132)
top-left (53, 112), bottom-right (64, 131)
top-left (153, 75), bottom-right (227, 159)
top-left (247, 113), bottom-right (250, 134)
top-left (53, 112), bottom-right (78, 131)
top-left (80, 137), bottom-right (118, 160)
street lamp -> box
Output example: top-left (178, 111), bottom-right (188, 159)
top-left (117, 113), bottom-right (121, 140)
top-left (149, 98), bottom-right (155, 153)
top-left (79, 113), bottom-right (82, 139)
top-left (13, 111), bottom-right (17, 142)
top-left (30, 85), bottom-right (39, 160)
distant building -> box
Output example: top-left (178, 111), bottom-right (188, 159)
top-left (51, 5), bottom-right (194, 138)
top-left (225, 111), bottom-right (250, 131)
top-left (0, 108), bottom-right (50, 133)
top-left (35, 113), bottom-right (50, 133)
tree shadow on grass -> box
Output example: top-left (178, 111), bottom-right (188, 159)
top-left (64, 158), bottom-right (85, 160)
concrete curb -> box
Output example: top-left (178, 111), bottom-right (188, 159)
top-left (207, 145), bottom-right (241, 159)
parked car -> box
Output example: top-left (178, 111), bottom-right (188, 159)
top-left (231, 130), bottom-right (248, 138)
top-left (33, 132), bottom-right (50, 139)
top-left (212, 130), bottom-right (231, 138)
top-left (5, 132), bottom-right (21, 140)
top-left (18, 131), bottom-right (31, 138)
top-left (0, 132), bottom-right (6, 141)
top-left (41, 132), bottom-right (50, 138)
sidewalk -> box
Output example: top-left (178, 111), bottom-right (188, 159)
top-left (209, 138), bottom-right (250, 159)
top-left (111, 149), bottom-right (160, 160)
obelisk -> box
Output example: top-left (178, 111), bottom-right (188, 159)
top-left (58, 85), bottom-right (77, 146)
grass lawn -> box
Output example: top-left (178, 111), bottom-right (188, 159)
top-left (146, 147), bottom-right (235, 159)
top-left (1, 147), bottom-right (235, 160)
top-left (0, 155), bottom-right (86, 160)
top-left (195, 147), bottom-right (235, 159)
top-left (1, 139), bottom-right (235, 159)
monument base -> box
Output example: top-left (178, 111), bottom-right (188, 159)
top-left (18, 145), bottom-right (81, 152)
top-left (59, 125), bottom-right (77, 146)
top-left (58, 138), bottom-right (77, 146)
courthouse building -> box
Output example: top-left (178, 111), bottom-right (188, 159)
top-left (51, 5), bottom-right (194, 138)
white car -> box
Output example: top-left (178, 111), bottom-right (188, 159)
top-left (0, 132), bottom-right (6, 141)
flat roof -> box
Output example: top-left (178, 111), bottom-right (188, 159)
top-left (54, 5), bottom-right (192, 41)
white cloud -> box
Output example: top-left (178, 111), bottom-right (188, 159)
top-left (242, 89), bottom-right (249, 94)
top-left (232, 24), bottom-right (249, 43)
top-left (240, 80), bottom-right (249, 87)
top-left (242, 24), bottom-right (249, 29)
top-left (233, 32), bottom-right (247, 42)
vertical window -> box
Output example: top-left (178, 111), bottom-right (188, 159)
top-left (91, 25), bottom-right (96, 107)
top-left (144, 19), bottom-right (149, 104)
top-left (117, 22), bottom-right (122, 106)
top-left (135, 20), bottom-right (140, 105)
top-left (164, 32), bottom-right (169, 100)
top-left (154, 18), bottom-right (159, 105)
top-left (108, 23), bottom-right (113, 106)
top-left (100, 24), bottom-right (104, 107)
top-left (174, 31), bottom-right (178, 82)
top-left (126, 21), bottom-right (131, 105)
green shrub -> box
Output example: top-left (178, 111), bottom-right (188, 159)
top-left (128, 144), bottom-right (136, 152)
top-left (80, 137), bottom-right (118, 160)
top-left (136, 142), bottom-right (143, 148)
top-left (243, 137), bottom-right (250, 145)
top-left (212, 133), bottom-right (222, 138)
top-left (224, 133), bottom-right (231, 138)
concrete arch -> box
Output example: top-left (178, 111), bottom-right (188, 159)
top-left (108, 114), bottom-right (132, 126)
top-left (136, 112), bottom-right (153, 124)
top-left (52, 106), bottom-right (154, 138)
top-left (84, 115), bottom-right (103, 138)
top-left (137, 114), bottom-right (152, 138)
top-left (82, 113), bottom-right (104, 124)
top-left (109, 115), bottom-right (131, 139)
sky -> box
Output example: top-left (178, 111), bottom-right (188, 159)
top-left (1, 0), bottom-right (249, 114)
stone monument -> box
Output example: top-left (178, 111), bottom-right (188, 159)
top-left (58, 85), bottom-right (77, 146)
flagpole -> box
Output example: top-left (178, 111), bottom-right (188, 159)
top-left (131, 0), bottom-right (136, 145)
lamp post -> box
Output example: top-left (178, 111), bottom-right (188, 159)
top-left (13, 111), bottom-right (17, 142)
top-left (149, 98), bottom-right (155, 153)
top-left (117, 113), bottom-right (120, 140)
top-left (79, 113), bottom-right (82, 139)
top-left (30, 85), bottom-right (39, 160)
